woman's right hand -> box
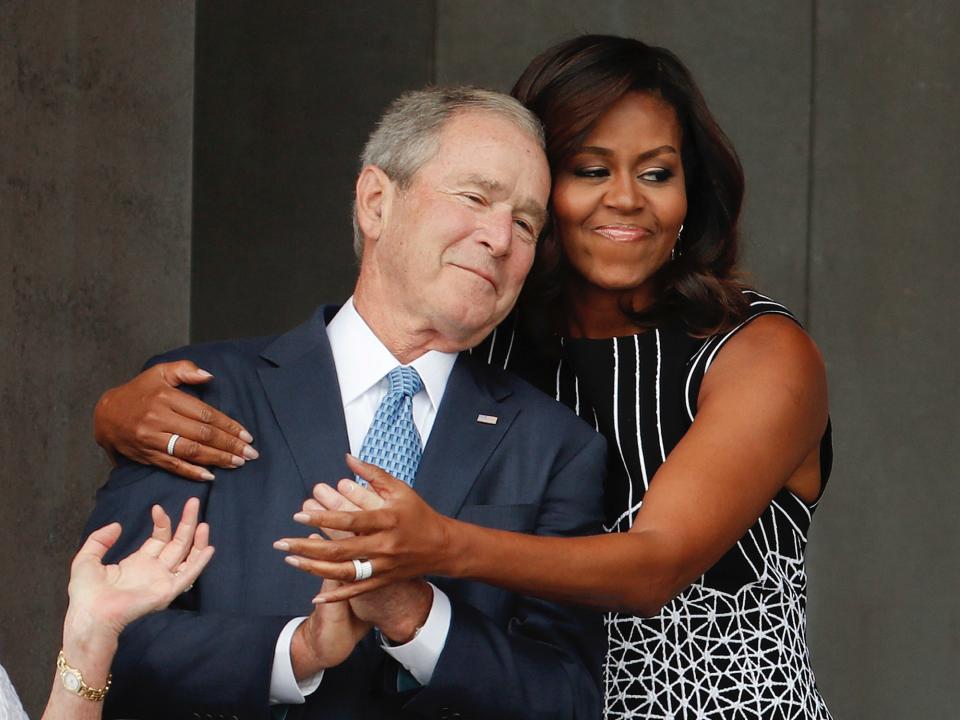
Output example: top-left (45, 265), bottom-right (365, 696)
top-left (275, 455), bottom-right (461, 602)
top-left (93, 360), bottom-right (258, 481)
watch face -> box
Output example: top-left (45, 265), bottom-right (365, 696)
top-left (63, 670), bottom-right (81, 693)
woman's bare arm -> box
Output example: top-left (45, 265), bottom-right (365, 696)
top-left (280, 316), bottom-right (828, 614)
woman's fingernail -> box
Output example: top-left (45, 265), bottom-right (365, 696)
top-left (284, 556), bottom-right (300, 567)
top-left (273, 540), bottom-right (290, 551)
top-left (200, 470), bottom-right (215, 481)
top-left (293, 512), bottom-right (311, 523)
top-left (243, 445), bottom-right (260, 460)
top-left (312, 595), bottom-right (326, 604)
top-left (230, 455), bottom-right (245, 468)
top-left (239, 430), bottom-right (254, 443)
top-left (196, 369), bottom-right (213, 378)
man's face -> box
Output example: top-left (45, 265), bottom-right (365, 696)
top-left (365, 111), bottom-right (550, 349)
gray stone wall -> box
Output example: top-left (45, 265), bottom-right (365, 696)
top-left (0, 1), bottom-right (195, 715)
top-left (190, 0), bottom-right (437, 341)
top-left (1, 1), bottom-right (957, 716)
top-left (806, 2), bottom-right (960, 716)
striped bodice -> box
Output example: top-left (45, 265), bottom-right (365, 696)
top-left (473, 290), bottom-right (833, 719)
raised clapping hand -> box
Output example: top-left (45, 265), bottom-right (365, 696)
top-left (274, 455), bottom-right (455, 605)
top-left (64, 498), bottom-right (215, 643)
top-left (43, 499), bottom-right (214, 720)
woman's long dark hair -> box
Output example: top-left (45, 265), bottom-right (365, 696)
top-left (512, 35), bottom-right (749, 337)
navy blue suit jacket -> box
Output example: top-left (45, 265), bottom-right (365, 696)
top-left (86, 307), bottom-right (607, 720)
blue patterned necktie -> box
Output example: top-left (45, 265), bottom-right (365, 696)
top-left (356, 365), bottom-right (423, 486)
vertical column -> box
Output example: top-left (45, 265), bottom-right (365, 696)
top-left (806, 1), bottom-right (960, 716)
top-left (0, 1), bottom-right (195, 714)
top-left (190, 1), bottom-right (437, 341)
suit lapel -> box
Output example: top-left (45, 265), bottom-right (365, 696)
top-left (257, 307), bottom-right (351, 498)
top-left (256, 311), bottom-right (517, 515)
top-left (416, 353), bottom-right (517, 518)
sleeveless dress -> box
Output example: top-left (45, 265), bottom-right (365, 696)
top-left (474, 290), bottom-right (833, 720)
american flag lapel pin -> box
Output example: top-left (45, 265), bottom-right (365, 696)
top-left (476, 414), bottom-right (498, 425)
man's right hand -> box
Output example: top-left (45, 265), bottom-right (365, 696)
top-left (93, 360), bottom-right (258, 481)
top-left (291, 579), bottom-right (373, 679)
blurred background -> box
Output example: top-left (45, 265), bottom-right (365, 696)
top-left (2, 1), bottom-right (958, 716)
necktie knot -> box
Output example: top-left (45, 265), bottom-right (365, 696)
top-left (388, 365), bottom-right (422, 398)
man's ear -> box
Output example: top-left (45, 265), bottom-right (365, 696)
top-left (355, 165), bottom-right (394, 243)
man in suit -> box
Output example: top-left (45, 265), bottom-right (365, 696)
top-left (84, 86), bottom-right (607, 720)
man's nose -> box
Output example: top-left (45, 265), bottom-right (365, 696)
top-left (479, 207), bottom-right (513, 255)
top-left (604, 173), bottom-right (645, 211)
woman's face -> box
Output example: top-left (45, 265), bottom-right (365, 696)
top-left (552, 91), bottom-right (687, 312)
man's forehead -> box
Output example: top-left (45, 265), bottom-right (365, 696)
top-left (438, 110), bottom-right (543, 155)
top-left (420, 113), bottom-right (550, 211)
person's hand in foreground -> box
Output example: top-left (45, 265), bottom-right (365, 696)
top-left (93, 360), bottom-right (257, 481)
top-left (275, 455), bottom-right (455, 604)
top-left (287, 500), bottom-right (426, 680)
top-left (288, 577), bottom-right (375, 680)
top-left (42, 498), bottom-right (214, 720)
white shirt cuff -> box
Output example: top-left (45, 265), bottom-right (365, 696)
top-left (379, 583), bottom-right (451, 686)
top-left (269, 617), bottom-right (324, 704)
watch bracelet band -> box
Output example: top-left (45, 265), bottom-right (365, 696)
top-left (57, 650), bottom-right (112, 702)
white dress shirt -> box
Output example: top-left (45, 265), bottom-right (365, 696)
top-left (270, 297), bottom-right (458, 703)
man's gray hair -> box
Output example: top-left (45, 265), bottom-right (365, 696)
top-left (352, 85), bottom-right (545, 257)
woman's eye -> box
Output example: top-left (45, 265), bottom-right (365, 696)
top-left (464, 193), bottom-right (486, 205)
top-left (573, 166), bottom-right (609, 178)
top-left (639, 168), bottom-right (673, 182)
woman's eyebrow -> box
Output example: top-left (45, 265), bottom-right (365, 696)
top-left (577, 144), bottom-right (678, 162)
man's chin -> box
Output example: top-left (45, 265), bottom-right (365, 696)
top-left (431, 311), bottom-right (502, 352)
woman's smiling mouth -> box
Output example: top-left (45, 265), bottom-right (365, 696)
top-left (593, 224), bottom-right (654, 242)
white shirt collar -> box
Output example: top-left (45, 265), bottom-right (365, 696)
top-left (326, 296), bottom-right (457, 412)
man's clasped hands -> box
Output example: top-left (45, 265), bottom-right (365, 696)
top-left (275, 453), bottom-right (455, 679)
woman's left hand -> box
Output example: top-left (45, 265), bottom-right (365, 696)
top-left (65, 498), bottom-right (215, 640)
top-left (275, 455), bottom-right (456, 602)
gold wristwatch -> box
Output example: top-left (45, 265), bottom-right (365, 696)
top-left (57, 650), bottom-right (112, 702)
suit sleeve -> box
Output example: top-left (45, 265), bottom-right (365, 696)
top-left (402, 430), bottom-right (609, 720)
top-left (85, 350), bottom-right (293, 720)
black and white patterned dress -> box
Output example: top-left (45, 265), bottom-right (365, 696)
top-left (475, 290), bottom-right (832, 719)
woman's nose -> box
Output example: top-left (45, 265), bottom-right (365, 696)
top-left (604, 173), bottom-right (644, 211)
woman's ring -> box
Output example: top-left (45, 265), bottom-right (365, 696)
top-left (167, 434), bottom-right (181, 456)
top-left (352, 559), bottom-right (373, 582)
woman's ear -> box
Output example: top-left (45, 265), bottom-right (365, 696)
top-left (355, 165), bottom-right (394, 245)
